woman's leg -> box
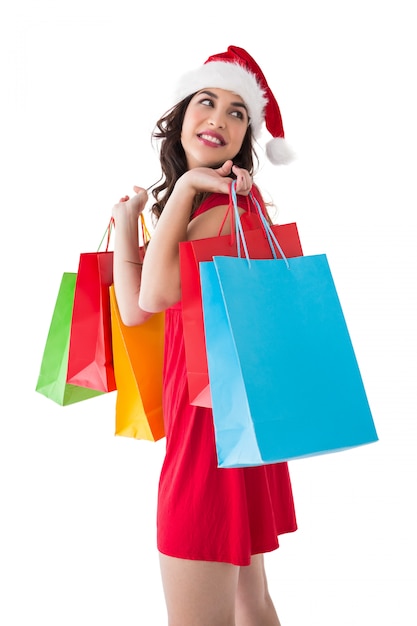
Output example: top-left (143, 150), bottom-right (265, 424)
top-left (235, 554), bottom-right (281, 626)
top-left (159, 553), bottom-right (240, 626)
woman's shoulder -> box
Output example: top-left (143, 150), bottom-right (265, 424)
top-left (193, 185), bottom-right (265, 219)
top-left (187, 185), bottom-right (268, 241)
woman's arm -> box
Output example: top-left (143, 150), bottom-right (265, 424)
top-left (112, 187), bottom-right (153, 327)
top-left (139, 161), bottom-right (252, 313)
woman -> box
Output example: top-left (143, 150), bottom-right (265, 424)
top-left (112, 46), bottom-right (297, 626)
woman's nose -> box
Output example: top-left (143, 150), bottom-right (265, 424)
top-left (208, 111), bottom-right (226, 128)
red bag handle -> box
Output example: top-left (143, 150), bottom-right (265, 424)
top-left (97, 214), bottom-right (150, 255)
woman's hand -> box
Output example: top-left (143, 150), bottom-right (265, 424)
top-left (112, 185), bottom-right (151, 326)
top-left (230, 163), bottom-right (253, 195)
top-left (112, 186), bottom-right (148, 224)
top-left (176, 160), bottom-right (252, 197)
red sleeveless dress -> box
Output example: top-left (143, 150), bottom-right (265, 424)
top-left (157, 190), bottom-right (297, 566)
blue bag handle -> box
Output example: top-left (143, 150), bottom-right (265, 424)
top-left (230, 181), bottom-right (290, 269)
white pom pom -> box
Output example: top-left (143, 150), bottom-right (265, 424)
top-left (265, 137), bottom-right (296, 165)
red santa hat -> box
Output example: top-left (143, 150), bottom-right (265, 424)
top-left (174, 45), bottom-right (294, 165)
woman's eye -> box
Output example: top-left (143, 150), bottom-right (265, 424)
top-left (231, 110), bottom-right (244, 120)
top-left (199, 98), bottom-right (213, 107)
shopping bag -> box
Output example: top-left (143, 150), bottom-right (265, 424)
top-left (200, 183), bottom-right (378, 467)
top-left (109, 285), bottom-right (165, 441)
top-left (66, 215), bottom-right (150, 393)
top-left (36, 273), bottom-right (104, 405)
top-left (180, 190), bottom-right (303, 407)
top-left (66, 245), bottom-right (115, 393)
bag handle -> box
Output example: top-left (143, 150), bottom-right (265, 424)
top-left (97, 213), bottom-right (151, 256)
top-left (97, 218), bottom-right (114, 252)
top-left (217, 186), bottom-right (263, 241)
top-left (230, 181), bottom-right (289, 269)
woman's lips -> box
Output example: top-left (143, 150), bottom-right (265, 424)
top-left (197, 132), bottom-right (226, 147)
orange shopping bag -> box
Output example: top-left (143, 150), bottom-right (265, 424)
top-left (109, 285), bottom-right (165, 441)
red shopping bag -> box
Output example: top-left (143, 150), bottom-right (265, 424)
top-left (180, 189), bottom-right (304, 407)
top-left (66, 243), bottom-right (115, 392)
top-left (66, 216), bottom-right (150, 393)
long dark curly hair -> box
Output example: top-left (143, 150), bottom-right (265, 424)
top-left (149, 94), bottom-right (259, 221)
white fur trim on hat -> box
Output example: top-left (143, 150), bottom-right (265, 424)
top-left (174, 61), bottom-right (268, 137)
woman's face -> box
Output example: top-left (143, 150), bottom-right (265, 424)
top-left (181, 88), bottom-right (250, 169)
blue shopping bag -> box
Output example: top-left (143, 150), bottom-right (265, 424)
top-left (200, 183), bottom-right (378, 468)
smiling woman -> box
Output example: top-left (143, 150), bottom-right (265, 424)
top-left (180, 89), bottom-right (250, 169)
top-left (111, 45), bottom-right (296, 625)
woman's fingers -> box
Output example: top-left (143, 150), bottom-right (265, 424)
top-left (133, 185), bottom-right (148, 195)
top-left (113, 187), bottom-right (148, 222)
top-left (232, 165), bottom-right (252, 195)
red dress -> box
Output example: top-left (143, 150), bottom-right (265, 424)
top-left (157, 190), bottom-right (297, 566)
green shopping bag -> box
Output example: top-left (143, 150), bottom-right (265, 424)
top-left (36, 273), bottom-right (104, 405)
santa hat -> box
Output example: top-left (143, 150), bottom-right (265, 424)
top-left (174, 45), bottom-right (294, 165)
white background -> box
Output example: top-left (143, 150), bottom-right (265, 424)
top-left (1, 1), bottom-right (416, 624)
